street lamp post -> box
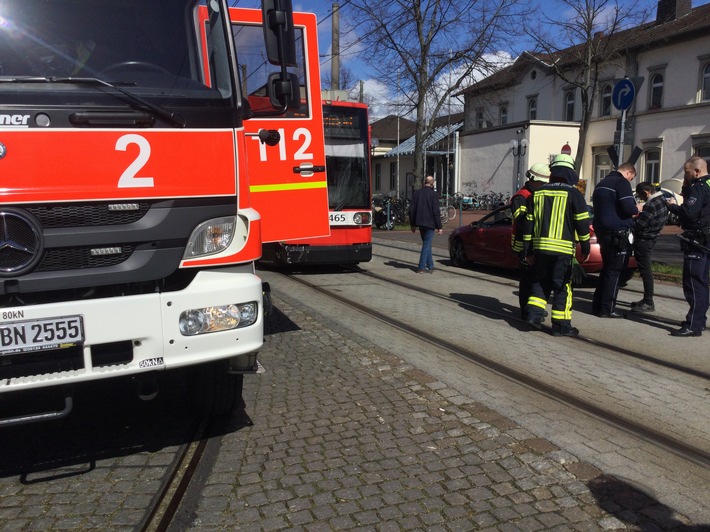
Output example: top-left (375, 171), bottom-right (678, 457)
top-left (510, 137), bottom-right (528, 192)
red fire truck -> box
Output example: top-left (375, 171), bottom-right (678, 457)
top-left (228, 9), bottom-right (372, 267)
top-left (0, 0), bottom-right (328, 425)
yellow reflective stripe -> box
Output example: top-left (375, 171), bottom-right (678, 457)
top-left (528, 296), bottom-right (547, 309)
top-left (533, 237), bottom-right (575, 254)
top-left (574, 211), bottom-right (589, 221)
top-left (250, 181), bottom-right (328, 193)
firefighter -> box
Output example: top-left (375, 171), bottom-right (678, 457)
top-left (522, 154), bottom-right (591, 336)
top-left (511, 162), bottom-right (551, 319)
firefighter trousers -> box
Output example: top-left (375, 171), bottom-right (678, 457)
top-left (526, 253), bottom-right (574, 328)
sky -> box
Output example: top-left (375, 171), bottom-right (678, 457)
top-left (233, 0), bottom-right (710, 119)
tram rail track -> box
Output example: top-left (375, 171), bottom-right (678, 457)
top-left (141, 419), bottom-right (212, 532)
top-left (373, 242), bottom-right (706, 378)
top-left (363, 261), bottom-right (710, 381)
top-left (281, 270), bottom-right (710, 469)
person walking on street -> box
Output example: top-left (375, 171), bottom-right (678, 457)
top-left (523, 154), bottom-right (591, 337)
top-left (591, 162), bottom-right (639, 318)
top-left (409, 175), bottom-right (443, 273)
top-left (511, 162), bottom-right (551, 319)
top-left (631, 182), bottom-right (668, 313)
top-left (666, 156), bottom-right (710, 337)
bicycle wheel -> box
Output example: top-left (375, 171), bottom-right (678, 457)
top-left (446, 206), bottom-right (456, 220)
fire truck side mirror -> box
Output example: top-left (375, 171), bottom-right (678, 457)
top-left (262, 0), bottom-right (297, 67)
top-left (258, 129), bottom-right (281, 146)
top-left (267, 72), bottom-right (301, 110)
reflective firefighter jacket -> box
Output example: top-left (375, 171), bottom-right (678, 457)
top-left (510, 185), bottom-right (533, 253)
top-left (522, 182), bottom-right (591, 257)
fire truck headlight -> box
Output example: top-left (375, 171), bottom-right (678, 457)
top-left (184, 217), bottom-right (236, 258)
top-left (179, 302), bottom-right (258, 336)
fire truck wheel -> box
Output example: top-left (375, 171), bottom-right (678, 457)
top-left (195, 360), bottom-right (245, 417)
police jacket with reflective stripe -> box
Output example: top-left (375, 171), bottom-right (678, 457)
top-left (668, 178), bottom-right (710, 230)
top-left (522, 182), bottom-right (591, 257)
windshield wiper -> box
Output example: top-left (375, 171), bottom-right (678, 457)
top-left (1, 76), bottom-right (186, 128)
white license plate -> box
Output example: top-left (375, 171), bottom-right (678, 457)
top-left (0, 316), bottom-right (84, 356)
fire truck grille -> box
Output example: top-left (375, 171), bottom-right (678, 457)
top-left (27, 203), bottom-right (150, 227)
top-left (36, 245), bottom-right (136, 271)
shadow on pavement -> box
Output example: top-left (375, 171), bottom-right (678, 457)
top-left (587, 474), bottom-right (707, 530)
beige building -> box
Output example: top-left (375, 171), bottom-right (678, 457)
top-left (456, 0), bottom-right (710, 201)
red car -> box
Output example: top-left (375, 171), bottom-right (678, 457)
top-left (448, 204), bottom-right (635, 279)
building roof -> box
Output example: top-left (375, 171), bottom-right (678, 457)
top-left (384, 121), bottom-right (463, 157)
top-left (370, 115), bottom-right (417, 143)
top-left (457, 0), bottom-right (710, 98)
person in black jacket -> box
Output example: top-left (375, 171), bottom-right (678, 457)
top-left (666, 156), bottom-right (710, 337)
top-left (409, 175), bottom-right (443, 273)
top-left (591, 162), bottom-right (639, 318)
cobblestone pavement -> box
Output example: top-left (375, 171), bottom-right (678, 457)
top-left (178, 294), bottom-right (699, 531)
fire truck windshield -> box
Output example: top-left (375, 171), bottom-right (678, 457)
top-left (0, 0), bottom-right (231, 101)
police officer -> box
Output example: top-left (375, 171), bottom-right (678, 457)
top-left (591, 162), bottom-right (638, 318)
top-left (666, 156), bottom-right (710, 337)
top-left (523, 154), bottom-right (591, 337)
top-left (511, 162), bottom-right (551, 319)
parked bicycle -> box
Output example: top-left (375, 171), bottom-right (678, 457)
top-left (372, 195), bottom-right (397, 230)
top-left (439, 199), bottom-right (456, 224)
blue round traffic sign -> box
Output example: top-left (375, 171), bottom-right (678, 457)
top-left (612, 78), bottom-right (635, 111)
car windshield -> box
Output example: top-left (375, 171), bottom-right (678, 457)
top-left (0, 0), bottom-right (226, 99)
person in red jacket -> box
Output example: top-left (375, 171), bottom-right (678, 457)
top-left (409, 176), bottom-right (443, 273)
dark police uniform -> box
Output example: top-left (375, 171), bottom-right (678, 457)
top-left (668, 178), bottom-right (710, 335)
top-left (591, 171), bottom-right (638, 316)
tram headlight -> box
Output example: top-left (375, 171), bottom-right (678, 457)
top-left (353, 212), bottom-right (371, 225)
top-left (184, 217), bottom-right (236, 258)
top-left (179, 302), bottom-right (258, 336)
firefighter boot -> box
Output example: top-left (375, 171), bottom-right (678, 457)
top-left (552, 321), bottom-right (579, 337)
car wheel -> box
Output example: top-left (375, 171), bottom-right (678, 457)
top-left (449, 238), bottom-right (468, 267)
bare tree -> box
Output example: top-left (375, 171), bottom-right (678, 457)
top-left (348, 0), bottom-right (527, 188)
top-left (525, 0), bottom-right (651, 170)
top-left (321, 65), bottom-right (357, 93)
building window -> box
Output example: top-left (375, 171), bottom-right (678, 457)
top-left (649, 72), bottom-right (664, 109)
top-left (645, 149), bottom-right (661, 184)
top-left (389, 162), bottom-right (396, 190)
top-left (476, 111), bottom-right (484, 129)
top-left (500, 106), bottom-right (508, 125)
top-left (564, 90), bottom-right (575, 121)
top-left (702, 63), bottom-right (710, 101)
top-left (600, 84), bottom-right (612, 116)
top-left (528, 98), bottom-right (537, 120)
top-left (375, 163), bottom-right (381, 191)
top-left (695, 145), bottom-right (710, 166)
top-left (594, 152), bottom-right (611, 186)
